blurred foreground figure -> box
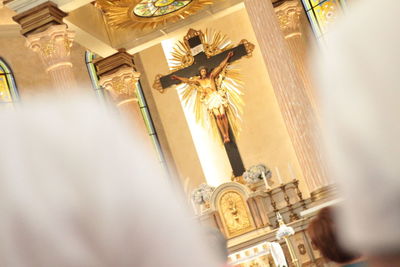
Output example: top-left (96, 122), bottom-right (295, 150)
top-left (0, 97), bottom-right (219, 267)
top-left (308, 207), bottom-right (365, 266)
top-left (202, 227), bottom-right (229, 266)
top-left (316, 0), bottom-right (400, 265)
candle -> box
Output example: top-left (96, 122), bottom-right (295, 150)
top-left (288, 163), bottom-right (295, 180)
top-left (262, 171), bottom-right (271, 190)
top-left (275, 167), bottom-right (283, 184)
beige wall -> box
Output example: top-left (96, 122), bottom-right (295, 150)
top-left (0, 34), bottom-right (93, 100)
top-left (0, 8), bottom-right (15, 25)
top-left (138, 45), bottom-right (206, 194)
top-left (67, 4), bottom-right (111, 45)
top-left (137, 6), bottom-right (309, 195)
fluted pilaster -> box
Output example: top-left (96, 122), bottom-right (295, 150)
top-left (25, 24), bottom-right (76, 93)
top-left (275, 0), bottom-right (318, 113)
top-left (244, 0), bottom-right (330, 194)
top-left (12, 1), bottom-right (77, 94)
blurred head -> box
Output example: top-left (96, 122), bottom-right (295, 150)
top-left (0, 97), bottom-right (220, 267)
top-left (315, 0), bottom-right (400, 262)
top-left (198, 66), bottom-right (207, 78)
top-left (307, 207), bottom-right (360, 264)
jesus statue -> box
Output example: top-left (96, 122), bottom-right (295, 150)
top-left (171, 51), bottom-right (234, 143)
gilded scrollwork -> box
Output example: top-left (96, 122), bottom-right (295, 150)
top-left (218, 190), bottom-right (255, 238)
top-left (203, 30), bottom-right (234, 58)
top-left (99, 67), bottom-right (141, 104)
top-left (274, 0), bottom-right (302, 37)
top-left (40, 41), bottom-right (55, 57)
top-left (26, 25), bottom-right (75, 72)
top-left (96, 0), bottom-right (215, 30)
top-left (153, 74), bottom-right (164, 93)
top-left (240, 39), bottom-right (255, 58)
top-left (184, 28), bottom-right (205, 47)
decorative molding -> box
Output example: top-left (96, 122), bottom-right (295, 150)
top-left (218, 190), bottom-right (256, 238)
top-left (210, 182), bottom-right (252, 211)
top-left (310, 184), bottom-right (337, 202)
top-left (25, 24), bottom-right (74, 70)
top-left (98, 66), bottom-right (140, 104)
top-left (94, 48), bottom-right (136, 77)
top-left (5, 0), bottom-right (93, 13)
top-left (12, 1), bottom-right (67, 36)
top-left (240, 39), bottom-right (255, 57)
top-left (5, 0), bottom-right (49, 13)
top-left (274, 0), bottom-right (302, 38)
top-left (95, 50), bottom-right (140, 104)
top-left (152, 74), bottom-right (164, 93)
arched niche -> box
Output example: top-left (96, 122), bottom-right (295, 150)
top-left (210, 182), bottom-right (256, 238)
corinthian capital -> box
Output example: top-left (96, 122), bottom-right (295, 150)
top-left (25, 24), bottom-right (75, 72)
top-left (275, 0), bottom-right (302, 38)
top-left (99, 67), bottom-right (141, 105)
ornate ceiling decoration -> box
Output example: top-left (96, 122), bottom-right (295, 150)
top-left (96, 0), bottom-right (215, 30)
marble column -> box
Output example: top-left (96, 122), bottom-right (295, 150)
top-left (275, 0), bottom-right (318, 113)
top-left (12, 1), bottom-right (77, 94)
top-left (244, 0), bottom-right (331, 196)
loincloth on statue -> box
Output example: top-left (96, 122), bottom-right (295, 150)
top-left (204, 91), bottom-right (228, 110)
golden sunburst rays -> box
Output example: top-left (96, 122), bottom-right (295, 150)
top-left (96, 0), bottom-right (215, 30)
top-left (203, 29), bottom-right (234, 57)
top-left (170, 40), bottom-right (193, 71)
top-left (168, 28), bottom-right (234, 72)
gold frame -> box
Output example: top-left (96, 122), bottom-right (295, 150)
top-left (96, 0), bottom-right (216, 29)
top-left (217, 190), bottom-right (256, 238)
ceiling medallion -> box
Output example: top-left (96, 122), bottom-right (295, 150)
top-left (96, 0), bottom-right (215, 30)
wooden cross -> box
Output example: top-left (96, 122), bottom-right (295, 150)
top-left (153, 29), bottom-right (254, 177)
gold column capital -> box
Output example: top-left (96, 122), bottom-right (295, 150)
top-left (95, 49), bottom-right (141, 105)
top-left (274, 0), bottom-right (302, 38)
top-left (25, 24), bottom-right (75, 72)
top-left (98, 66), bottom-right (141, 105)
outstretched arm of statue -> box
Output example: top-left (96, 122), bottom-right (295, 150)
top-left (171, 75), bottom-right (199, 85)
top-left (210, 51), bottom-right (234, 78)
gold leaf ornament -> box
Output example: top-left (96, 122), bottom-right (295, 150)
top-left (96, 0), bottom-right (216, 29)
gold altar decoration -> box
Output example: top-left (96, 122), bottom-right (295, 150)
top-left (217, 190), bottom-right (255, 238)
top-left (96, 0), bottom-right (216, 30)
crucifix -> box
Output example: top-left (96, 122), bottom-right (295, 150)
top-left (153, 29), bottom-right (255, 177)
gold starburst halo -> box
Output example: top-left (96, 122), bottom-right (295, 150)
top-left (168, 28), bottom-right (235, 72)
top-left (96, 0), bottom-right (215, 30)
